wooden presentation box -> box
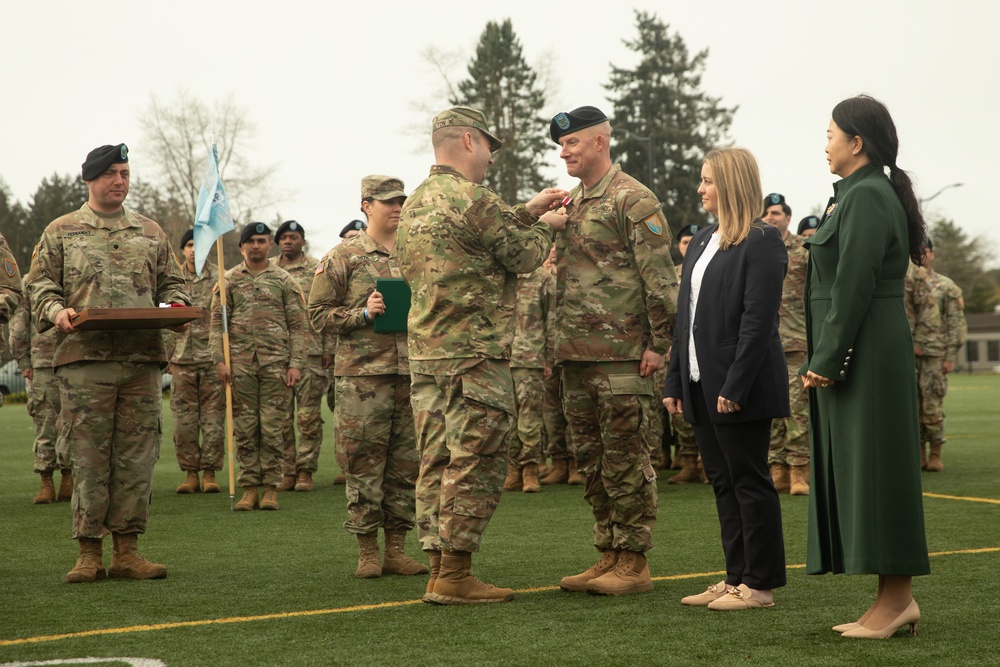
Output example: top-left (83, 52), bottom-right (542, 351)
top-left (71, 307), bottom-right (202, 331)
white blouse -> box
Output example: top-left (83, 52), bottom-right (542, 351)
top-left (688, 232), bottom-right (721, 382)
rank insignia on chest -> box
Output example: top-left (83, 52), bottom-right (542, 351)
top-left (643, 215), bottom-right (663, 235)
top-left (4, 258), bottom-right (17, 277)
top-left (826, 202), bottom-right (838, 216)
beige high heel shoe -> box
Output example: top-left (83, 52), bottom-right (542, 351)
top-left (831, 622), bottom-right (860, 633)
top-left (841, 599), bottom-right (920, 639)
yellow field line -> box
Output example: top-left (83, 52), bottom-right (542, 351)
top-left (924, 491), bottom-right (1000, 505)
top-left (2, 547), bottom-right (997, 648)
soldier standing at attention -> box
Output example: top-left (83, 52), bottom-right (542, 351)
top-left (272, 220), bottom-right (329, 493)
top-left (0, 233), bottom-right (21, 325)
top-left (309, 175), bottom-right (428, 579)
top-left (397, 107), bottom-right (568, 604)
top-left (10, 280), bottom-right (71, 503)
top-left (170, 229), bottom-right (225, 494)
top-left (28, 144), bottom-right (190, 583)
top-left (548, 106), bottom-right (677, 596)
top-left (211, 223), bottom-right (306, 512)
top-left (916, 237), bottom-right (966, 471)
top-left (760, 193), bottom-right (811, 495)
top-left (904, 255), bottom-right (942, 470)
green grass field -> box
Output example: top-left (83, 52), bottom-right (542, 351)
top-left (1, 374), bottom-right (998, 666)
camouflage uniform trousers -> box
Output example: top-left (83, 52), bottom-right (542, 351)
top-left (508, 367), bottom-right (546, 466)
top-left (282, 357), bottom-right (328, 475)
top-left (648, 365), bottom-right (669, 465)
top-left (916, 356), bottom-right (947, 447)
top-left (561, 360), bottom-right (658, 553)
top-left (28, 366), bottom-right (68, 472)
top-left (411, 359), bottom-right (514, 553)
top-left (170, 362), bottom-right (225, 472)
top-left (56, 361), bottom-right (162, 539)
top-left (334, 374), bottom-right (418, 535)
top-left (670, 413), bottom-right (698, 458)
top-left (543, 371), bottom-right (569, 461)
top-left (232, 359), bottom-right (292, 488)
top-left (768, 350), bottom-right (810, 467)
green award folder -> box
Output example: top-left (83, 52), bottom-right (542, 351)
top-left (373, 277), bottom-right (411, 333)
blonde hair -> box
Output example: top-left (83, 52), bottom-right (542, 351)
top-left (704, 147), bottom-right (763, 250)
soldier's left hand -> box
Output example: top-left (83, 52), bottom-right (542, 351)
top-left (638, 349), bottom-right (664, 377)
top-left (525, 188), bottom-right (571, 217)
top-left (943, 360), bottom-right (954, 374)
top-left (286, 367), bottom-right (302, 387)
top-left (366, 289), bottom-right (385, 319)
top-left (540, 211), bottom-right (569, 231)
top-left (322, 353), bottom-right (334, 369)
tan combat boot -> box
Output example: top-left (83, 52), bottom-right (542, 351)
top-left (540, 458), bottom-right (568, 485)
top-left (109, 533), bottom-right (167, 580)
top-left (34, 471), bottom-right (56, 504)
top-left (382, 529), bottom-right (430, 576)
top-left (926, 444), bottom-right (944, 472)
top-left (260, 485), bottom-right (280, 510)
top-left (667, 455), bottom-right (702, 485)
top-left (332, 471), bottom-right (347, 485)
top-left (57, 469), bottom-right (74, 501)
top-left (175, 470), bottom-right (201, 494)
top-left (521, 463), bottom-right (541, 493)
top-left (202, 470), bottom-right (220, 494)
top-left (356, 533), bottom-right (382, 579)
top-left (422, 550), bottom-right (442, 601)
top-left (502, 464), bottom-right (522, 492)
top-left (567, 459), bottom-right (586, 486)
top-left (789, 464), bottom-right (810, 496)
top-left (234, 486), bottom-right (259, 511)
top-left (559, 550), bottom-right (618, 592)
top-left (294, 470), bottom-right (314, 492)
top-left (65, 538), bottom-right (106, 583)
top-left (770, 463), bottom-right (790, 494)
top-left (586, 550), bottom-right (653, 596)
top-left (424, 550), bottom-right (514, 604)
top-left (279, 474), bottom-right (296, 492)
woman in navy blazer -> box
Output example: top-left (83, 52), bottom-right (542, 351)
top-left (664, 147), bottom-right (789, 610)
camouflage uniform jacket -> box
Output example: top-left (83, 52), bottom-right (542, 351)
top-left (27, 204), bottom-right (190, 367)
top-left (9, 282), bottom-right (57, 370)
top-left (904, 261), bottom-right (943, 357)
top-left (553, 164), bottom-right (677, 361)
top-left (510, 265), bottom-right (551, 369)
top-left (929, 271), bottom-right (967, 360)
top-left (308, 232), bottom-right (408, 376)
top-left (170, 262), bottom-right (218, 365)
top-left (272, 252), bottom-right (328, 357)
top-left (779, 233), bottom-right (809, 352)
top-left (210, 261), bottom-right (306, 369)
top-left (0, 233), bottom-right (22, 323)
top-left (396, 164), bottom-right (553, 365)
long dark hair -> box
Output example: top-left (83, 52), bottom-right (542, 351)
top-left (832, 95), bottom-right (926, 265)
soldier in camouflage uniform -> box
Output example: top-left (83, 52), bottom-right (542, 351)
top-left (761, 194), bottom-right (811, 495)
top-left (0, 233), bottom-right (21, 328)
top-left (170, 229), bottom-right (225, 495)
top-left (397, 107), bottom-right (568, 604)
top-left (309, 175), bottom-right (428, 579)
top-left (9, 279), bottom-right (71, 503)
top-left (271, 220), bottom-right (330, 493)
top-left (27, 144), bottom-right (190, 583)
top-left (916, 238), bottom-right (967, 471)
top-left (904, 256), bottom-right (943, 471)
top-left (548, 107), bottom-right (677, 597)
top-left (503, 263), bottom-right (552, 494)
top-left (211, 223), bottom-right (306, 512)
top-left (665, 225), bottom-right (705, 485)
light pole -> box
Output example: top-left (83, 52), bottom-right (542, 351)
top-left (616, 128), bottom-right (654, 191)
top-left (920, 182), bottom-right (963, 205)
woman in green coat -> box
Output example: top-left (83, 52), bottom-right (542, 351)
top-left (802, 95), bottom-right (930, 639)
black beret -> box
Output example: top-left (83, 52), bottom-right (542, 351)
top-left (550, 106), bottom-right (610, 143)
top-left (924, 236), bottom-right (934, 251)
top-left (180, 229), bottom-right (194, 250)
top-left (339, 219), bottom-right (367, 239)
top-left (81, 143), bottom-right (128, 181)
top-left (797, 215), bottom-right (820, 235)
top-left (240, 222), bottom-right (272, 245)
top-left (275, 220), bottom-right (304, 241)
top-left (674, 224), bottom-right (701, 241)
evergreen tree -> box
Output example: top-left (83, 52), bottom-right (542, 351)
top-left (0, 179), bottom-right (30, 271)
top-left (605, 11), bottom-right (735, 234)
top-left (452, 19), bottom-right (551, 202)
top-left (928, 217), bottom-right (998, 313)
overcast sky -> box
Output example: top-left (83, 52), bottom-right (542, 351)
top-left (2, 0), bottom-right (995, 264)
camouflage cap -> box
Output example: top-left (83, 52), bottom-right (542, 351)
top-left (431, 107), bottom-right (503, 152)
top-left (361, 175), bottom-right (406, 201)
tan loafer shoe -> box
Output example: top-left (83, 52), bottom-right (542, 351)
top-left (707, 583), bottom-right (774, 610)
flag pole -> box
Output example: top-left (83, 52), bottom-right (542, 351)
top-left (216, 236), bottom-right (237, 510)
